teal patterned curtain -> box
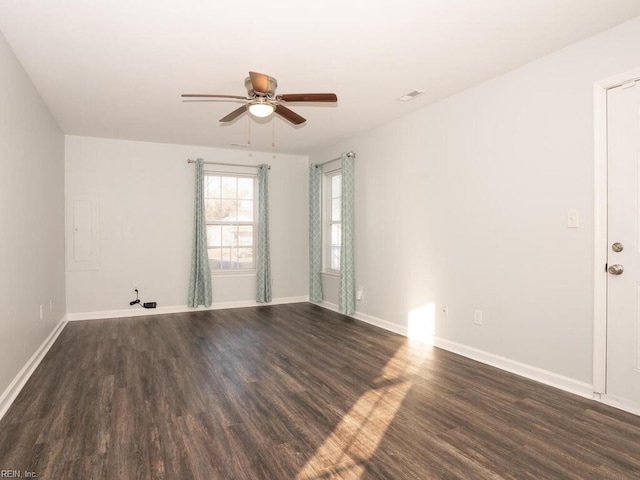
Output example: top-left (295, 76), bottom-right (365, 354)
top-left (309, 164), bottom-right (323, 302)
top-left (339, 153), bottom-right (356, 315)
top-left (256, 164), bottom-right (272, 303)
top-left (188, 158), bottom-right (212, 307)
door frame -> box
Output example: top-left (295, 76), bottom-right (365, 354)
top-left (593, 67), bottom-right (640, 396)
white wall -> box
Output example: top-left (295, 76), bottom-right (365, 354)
top-left (0, 32), bottom-right (65, 395)
top-left (65, 136), bottom-right (308, 315)
top-left (311, 16), bottom-right (640, 385)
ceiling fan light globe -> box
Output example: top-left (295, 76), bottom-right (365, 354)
top-left (248, 103), bottom-right (275, 118)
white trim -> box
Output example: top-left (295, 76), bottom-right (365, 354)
top-left (211, 271), bottom-right (257, 278)
top-left (593, 66), bottom-right (640, 395)
top-left (66, 296), bottom-right (309, 321)
top-left (314, 302), bottom-right (593, 400)
top-left (599, 394), bottom-right (640, 417)
top-left (434, 338), bottom-right (594, 399)
top-left (318, 301), bottom-right (408, 336)
top-left (593, 79), bottom-right (609, 394)
top-left (0, 316), bottom-right (68, 421)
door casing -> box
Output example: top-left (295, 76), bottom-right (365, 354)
top-left (593, 67), bottom-right (640, 403)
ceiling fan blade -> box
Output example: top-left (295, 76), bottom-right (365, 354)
top-left (182, 99), bottom-right (244, 103)
top-left (275, 105), bottom-right (306, 125)
top-left (249, 71), bottom-right (271, 94)
top-left (182, 94), bottom-right (247, 100)
top-left (220, 105), bottom-right (247, 122)
top-left (278, 93), bottom-right (338, 103)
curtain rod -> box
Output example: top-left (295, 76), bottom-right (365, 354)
top-left (187, 159), bottom-right (270, 169)
top-left (314, 151), bottom-right (356, 168)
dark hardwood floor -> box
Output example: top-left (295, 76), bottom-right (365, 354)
top-left (1, 303), bottom-right (640, 479)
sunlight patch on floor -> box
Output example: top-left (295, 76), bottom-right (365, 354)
top-left (295, 345), bottom-right (415, 479)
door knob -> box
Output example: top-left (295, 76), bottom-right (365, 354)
top-left (608, 264), bottom-right (624, 275)
top-left (612, 242), bottom-right (624, 252)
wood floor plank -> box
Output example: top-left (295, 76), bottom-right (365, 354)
top-left (1, 302), bottom-right (640, 479)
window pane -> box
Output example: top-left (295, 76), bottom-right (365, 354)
top-left (225, 199), bottom-right (239, 222)
top-left (238, 247), bottom-right (253, 269)
top-left (208, 199), bottom-right (237, 221)
top-left (237, 200), bottom-right (254, 222)
top-left (324, 171), bottom-right (342, 272)
top-left (205, 199), bottom-right (216, 222)
top-left (217, 247), bottom-right (234, 269)
top-left (238, 177), bottom-right (253, 200)
top-left (205, 175), bottom-right (221, 198)
top-left (237, 225), bottom-right (253, 246)
top-left (331, 246), bottom-right (341, 270)
top-left (205, 199), bottom-right (225, 222)
top-left (208, 247), bottom-right (222, 267)
top-left (221, 225), bottom-right (237, 247)
top-left (332, 174), bottom-right (341, 198)
top-left (206, 225), bottom-right (222, 247)
top-left (331, 198), bottom-right (341, 222)
top-left (331, 223), bottom-right (341, 246)
top-left (221, 176), bottom-right (237, 198)
top-left (229, 246), bottom-right (239, 266)
top-left (207, 174), bottom-right (257, 272)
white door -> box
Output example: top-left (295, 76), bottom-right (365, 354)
top-left (606, 80), bottom-right (640, 408)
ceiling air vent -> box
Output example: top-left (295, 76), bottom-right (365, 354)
top-left (397, 90), bottom-right (425, 102)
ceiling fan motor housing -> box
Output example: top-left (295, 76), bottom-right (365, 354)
top-left (245, 76), bottom-right (277, 97)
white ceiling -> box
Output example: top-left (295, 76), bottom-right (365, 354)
top-left (1, 1), bottom-right (639, 155)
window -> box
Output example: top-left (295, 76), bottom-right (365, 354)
top-left (204, 173), bottom-right (256, 271)
top-left (324, 170), bottom-right (342, 272)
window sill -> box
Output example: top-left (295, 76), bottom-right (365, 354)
top-left (211, 271), bottom-right (257, 278)
top-left (321, 271), bottom-right (340, 279)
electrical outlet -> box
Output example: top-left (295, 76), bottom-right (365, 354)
top-left (356, 287), bottom-right (363, 301)
top-left (474, 309), bottom-right (483, 326)
top-left (49, 299), bottom-right (53, 313)
top-left (39, 304), bottom-right (44, 320)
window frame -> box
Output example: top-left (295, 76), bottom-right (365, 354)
top-left (323, 168), bottom-right (342, 275)
top-left (203, 171), bottom-right (258, 274)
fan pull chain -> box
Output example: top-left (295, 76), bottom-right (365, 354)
top-left (272, 118), bottom-right (276, 148)
top-left (247, 116), bottom-right (251, 145)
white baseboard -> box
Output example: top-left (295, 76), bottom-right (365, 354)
top-left (318, 301), bottom-right (408, 336)
top-left (0, 316), bottom-right (68, 421)
top-left (433, 338), bottom-right (594, 399)
top-left (599, 394), bottom-right (640, 416)
top-left (66, 296), bottom-right (309, 321)
top-left (315, 301), bottom-right (594, 401)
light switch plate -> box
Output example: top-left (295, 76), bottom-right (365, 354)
top-left (567, 209), bottom-right (579, 228)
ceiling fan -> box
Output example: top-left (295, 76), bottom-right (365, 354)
top-left (182, 71), bottom-right (337, 125)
